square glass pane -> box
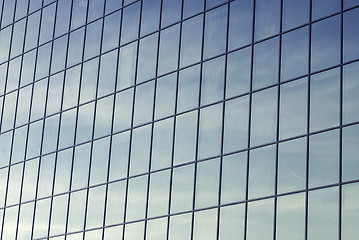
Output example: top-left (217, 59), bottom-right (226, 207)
top-left (168, 213), bottom-right (192, 240)
top-left (193, 209), bottom-right (217, 240)
top-left (124, 221), bottom-right (144, 240)
top-left (219, 204), bottom-right (245, 240)
top-left (183, 0), bottom-right (204, 19)
top-left (282, 0), bottom-right (309, 31)
top-left (146, 217), bottom-right (167, 240)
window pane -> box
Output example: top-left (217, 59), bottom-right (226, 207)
top-left (342, 125), bottom-right (359, 181)
top-left (155, 73), bottom-right (176, 120)
top-left (310, 68), bottom-right (340, 132)
top-left (98, 50), bottom-right (117, 97)
top-left (342, 183), bottom-right (359, 240)
top-left (120, 2), bottom-right (140, 45)
top-left (102, 10), bottom-right (121, 52)
top-left (58, 109), bottom-right (77, 149)
top-left (105, 181), bottom-right (126, 225)
top-left (201, 56), bottom-right (225, 105)
top-left (76, 102), bottom-right (95, 144)
top-left (67, 190), bottom-right (87, 233)
top-left (169, 213), bottom-right (192, 240)
top-left (46, 73), bottom-right (63, 116)
top-left (17, 203), bottom-right (34, 239)
top-left (158, 24), bottom-right (180, 76)
top-left (309, 130), bottom-right (339, 188)
top-left (94, 95), bottom-right (114, 138)
top-left (254, 0), bottom-right (280, 41)
top-left (51, 35), bottom-right (68, 74)
top-left (37, 154), bottom-right (55, 198)
top-left (219, 204), bottom-right (245, 240)
top-left (109, 131), bottom-right (130, 181)
top-left (312, 0), bottom-right (340, 20)
top-left (10, 19), bottom-right (25, 58)
top-left (113, 88), bottom-right (133, 133)
top-left (63, 66), bottom-right (81, 110)
top-left (55, 0), bottom-right (71, 37)
top-left (246, 198), bottom-right (274, 240)
top-left (282, 0), bottom-right (309, 31)
top-left (50, 194), bottom-right (68, 236)
top-left (72, 143), bottom-right (91, 190)
top-left (118, 42), bottom-right (137, 90)
top-left (90, 137), bottom-right (110, 186)
top-left (39, 4), bottom-right (56, 45)
top-left (84, 19), bottom-right (103, 60)
top-left (67, 27), bottom-right (85, 67)
top-left (248, 145), bottom-right (276, 199)
top-left (146, 217), bottom-right (167, 240)
top-left (344, 8), bottom-right (359, 62)
top-left (279, 78), bottom-right (307, 139)
top-left (278, 137), bottom-right (306, 193)
top-left (177, 65), bottom-right (200, 113)
top-left (140, 0), bottom-right (161, 36)
top-left (71, 0), bottom-right (87, 30)
top-left (183, 0), bottom-right (204, 19)
top-left (31, 79), bottom-right (47, 121)
top-left (193, 209), bottom-right (217, 240)
top-left (126, 175), bottom-right (148, 222)
top-left (124, 221), bottom-right (144, 240)
top-left (161, 0), bottom-right (182, 27)
top-left (308, 187), bottom-right (339, 240)
top-left (86, 186), bottom-right (106, 229)
top-left (129, 124), bottom-right (151, 176)
top-left (151, 118), bottom-right (173, 171)
top-left (21, 159), bottom-right (39, 202)
top-left (250, 87), bottom-right (278, 147)
top-left (276, 193), bottom-right (305, 240)
top-left (311, 16), bottom-right (340, 72)
top-left (171, 164), bottom-right (194, 213)
top-left (33, 199), bottom-right (51, 239)
top-left (148, 170), bottom-right (170, 218)
top-left (136, 34), bottom-right (158, 84)
top-left (26, 120), bottom-right (43, 159)
top-left (133, 81), bottom-right (155, 126)
top-left (54, 149), bottom-right (72, 194)
top-left (343, 62), bottom-right (359, 124)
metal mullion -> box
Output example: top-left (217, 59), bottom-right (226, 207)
top-left (143, 0), bottom-right (164, 238)
top-left (45, 0), bottom-right (61, 237)
top-left (166, 0), bottom-right (184, 238)
top-left (77, 0), bottom-right (94, 238)
top-left (339, 0), bottom-right (344, 239)
top-left (190, 0), bottom-right (206, 239)
top-left (216, 1), bottom-right (230, 240)
top-left (29, 0), bottom-right (47, 238)
top-left (273, 0), bottom-right (284, 239)
top-left (121, 0), bottom-right (143, 237)
top-left (305, 1), bottom-right (313, 240)
top-left (101, 0), bottom-right (122, 237)
top-left (244, 0), bottom-right (256, 239)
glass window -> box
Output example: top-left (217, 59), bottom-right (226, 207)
top-left (201, 56), bottom-right (225, 105)
top-left (90, 137), bottom-right (110, 186)
top-left (86, 185), bottom-right (106, 229)
top-left (46, 73), bottom-right (63, 116)
top-left (31, 79), bottom-right (47, 121)
top-left (158, 24), bottom-right (180, 76)
top-left (308, 187), bottom-right (339, 240)
top-left (161, 0), bottom-right (182, 27)
top-left (254, 0), bottom-right (281, 41)
top-left (94, 95), bottom-right (114, 138)
top-left (88, 0), bottom-right (105, 22)
top-left (71, 0), bottom-right (87, 30)
top-left (309, 130), bottom-right (339, 188)
top-left (136, 33), bottom-right (158, 84)
top-left (124, 221), bottom-right (144, 240)
top-left (310, 68), bottom-right (340, 132)
top-left (1, 0), bottom-right (15, 26)
top-left (151, 118), bottom-right (173, 171)
top-left (7, 57), bottom-right (21, 93)
top-left (118, 42), bottom-right (137, 90)
top-left (72, 143), bottom-right (91, 190)
top-left (248, 145), bottom-right (276, 199)
top-left (120, 2), bottom-right (140, 45)
top-left (102, 10), bottom-right (121, 52)
top-left (168, 213), bottom-right (192, 240)
top-left (342, 183), bottom-right (359, 240)
top-left (2, 91), bottom-right (17, 131)
top-left (246, 198), bottom-right (274, 240)
top-left (278, 137), bottom-right (306, 193)
top-left (343, 61), bottom-right (359, 124)
top-left (155, 73), bottom-right (176, 120)
top-left (226, 47), bottom-right (251, 98)
top-left (223, 96), bottom-right (249, 153)
top-left (344, 0), bottom-right (359, 9)
top-left (203, 5), bottom-right (227, 59)
top-left (193, 209), bottom-right (217, 240)
top-left (170, 164), bottom-right (194, 213)
top-left (84, 229), bottom-right (103, 240)
top-left (55, 0), bottom-right (71, 37)
top-left (180, 15), bottom-right (203, 67)
top-left (33, 198), bottom-right (51, 239)
top-left (129, 124), bottom-right (151, 176)
top-left (29, 0), bottom-right (41, 13)
top-left (279, 78), bottom-right (307, 139)
top-left (10, 19), bottom-right (26, 58)
top-left (174, 111), bottom-right (197, 165)
top-left (84, 19), bottom-right (103, 60)
top-left (105, 181), bottom-right (126, 225)
top-left (37, 154), bottom-right (56, 198)
top-left (228, 0), bottom-right (253, 50)
top-left (11, 126), bottom-right (27, 164)
top-left (51, 35), bottom-right (68, 74)
top-left (276, 193), bottom-right (305, 240)
top-left (195, 158), bottom-right (220, 209)
top-left (0, 131), bottom-right (12, 167)
top-left (58, 109), bottom-right (77, 149)
top-left (311, 16), bottom-right (340, 72)
top-left (253, 37), bottom-right (279, 89)
top-left (6, 164), bottom-right (23, 206)
top-left (126, 175), bottom-right (148, 222)
top-left (0, 26), bottom-right (11, 63)
top-left (54, 149), bottom-right (72, 194)
top-left (221, 152), bottom-right (247, 204)
top-left (50, 194), bottom-right (68, 236)
top-left (281, 27), bottom-right (309, 81)
top-left (219, 204), bottom-right (245, 240)
top-left (63, 66), bottom-right (81, 110)
top-left (113, 88), bottom-right (133, 133)
top-left (17, 203), bottom-right (34, 239)
top-left (198, 103), bottom-right (223, 160)
top-left (183, 0), bottom-right (204, 19)
top-left (146, 217), bottom-right (167, 240)
top-left (312, 0), bottom-right (340, 20)
top-left (21, 159), bottom-right (39, 203)
top-left (24, 12), bottom-right (40, 52)
top-left (26, 120), bottom-right (43, 159)
top-left (140, 0), bottom-right (161, 36)
top-left (35, 43), bottom-right (52, 81)
top-left (67, 190), bottom-right (87, 233)
top-left (147, 170), bottom-right (170, 218)
top-left (15, 0), bottom-right (28, 21)
top-left (2, 206), bottom-right (18, 239)
top-left (282, 0), bottom-right (309, 31)
top-left (177, 65), bottom-right (200, 113)
top-left (133, 81), bottom-right (154, 126)
top-left (250, 87), bottom-right (278, 147)
top-left (344, 9), bottom-right (359, 63)
top-left (106, 0), bottom-right (122, 13)
top-left (39, 4), bottom-right (56, 45)
top-left (80, 57), bottom-right (98, 104)
top-left (109, 131), bottom-right (130, 181)
top-left (76, 102), bottom-right (95, 144)
top-left (67, 27), bottom-right (85, 67)
top-left (343, 125), bottom-right (359, 181)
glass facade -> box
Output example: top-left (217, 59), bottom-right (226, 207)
top-left (0, 0), bottom-right (358, 239)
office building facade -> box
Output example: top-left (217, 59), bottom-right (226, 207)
top-left (0, 0), bottom-right (358, 239)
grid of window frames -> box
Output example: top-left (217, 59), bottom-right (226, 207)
top-left (0, 0), bottom-right (359, 239)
